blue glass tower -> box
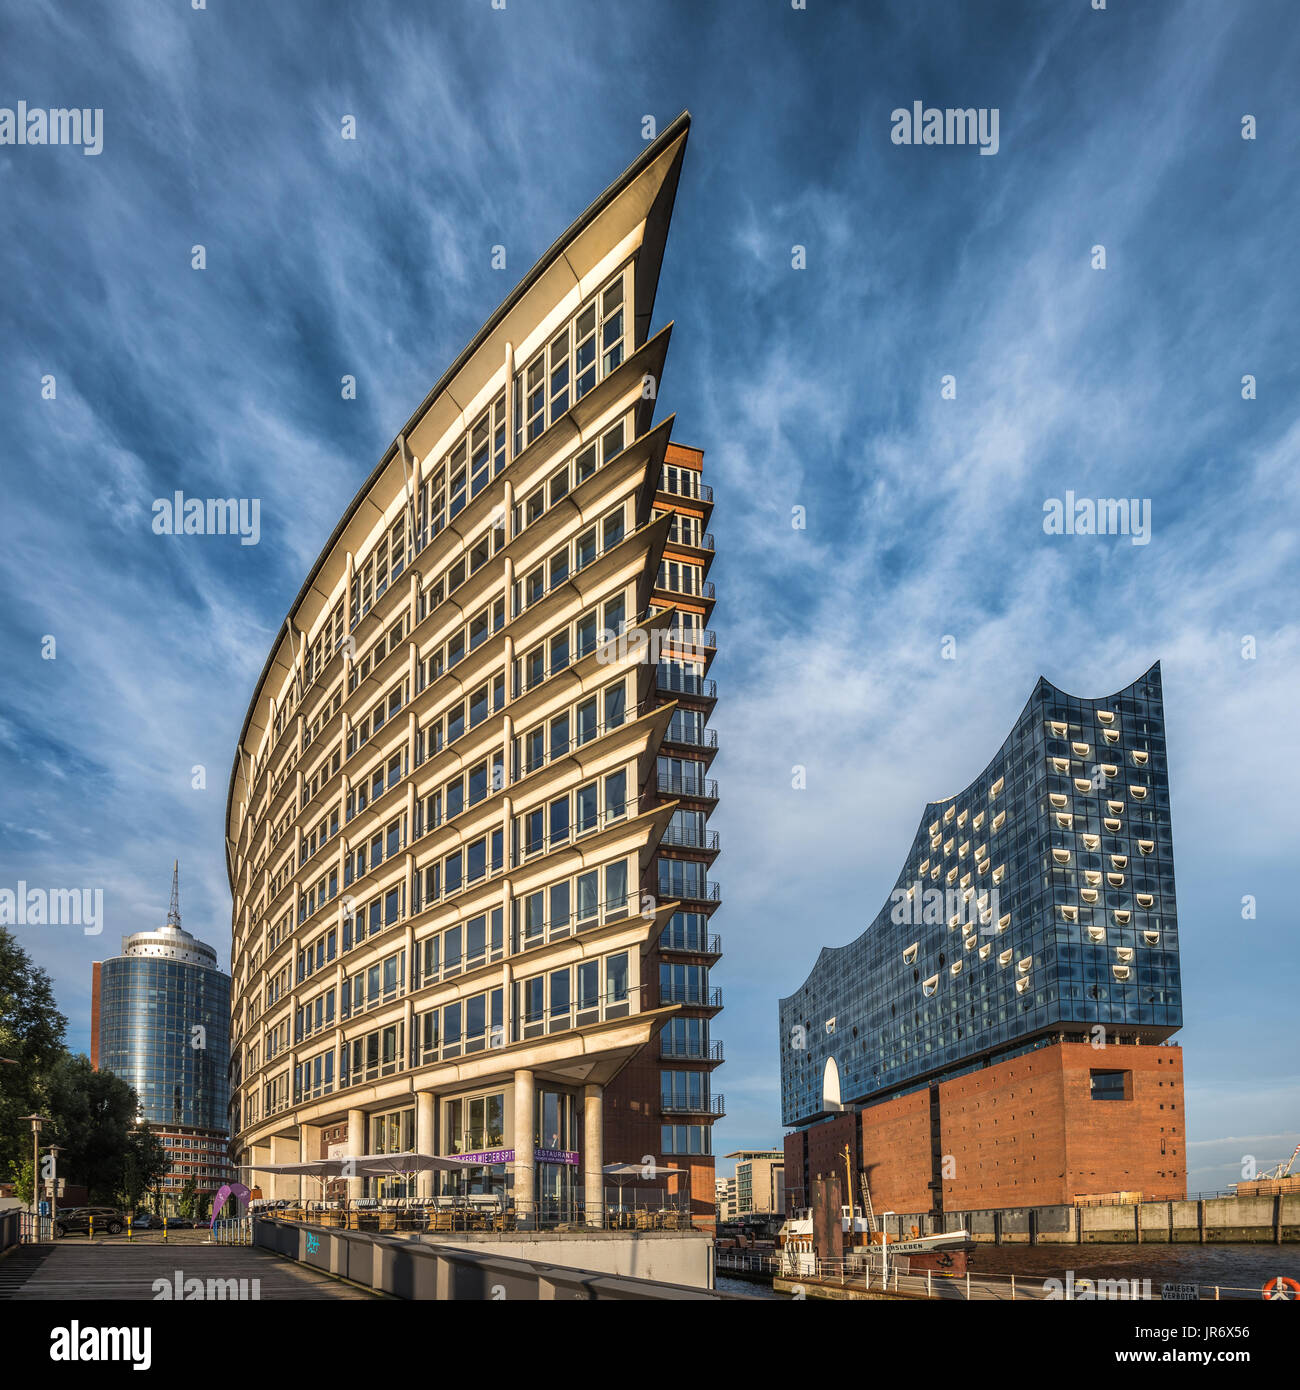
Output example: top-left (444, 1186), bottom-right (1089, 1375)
top-left (94, 866), bottom-right (231, 1206)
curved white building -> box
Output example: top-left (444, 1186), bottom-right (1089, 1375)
top-left (225, 114), bottom-right (722, 1226)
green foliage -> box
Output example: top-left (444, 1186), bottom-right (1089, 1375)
top-left (177, 1175), bottom-right (199, 1218)
top-left (0, 927), bottom-right (67, 1177)
top-left (1, 928), bottom-right (168, 1209)
top-left (8, 1156), bottom-right (34, 1205)
top-left (39, 1053), bottom-right (168, 1205)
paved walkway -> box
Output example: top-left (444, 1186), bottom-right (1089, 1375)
top-left (0, 1241), bottom-right (379, 1300)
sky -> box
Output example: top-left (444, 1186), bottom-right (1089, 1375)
top-left (0, 0), bottom-right (1296, 1189)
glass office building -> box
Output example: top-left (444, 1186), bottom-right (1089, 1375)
top-left (93, 874), bottom-right (232, 1208)
top-left (780, 663), bottom-right (1181, 1129)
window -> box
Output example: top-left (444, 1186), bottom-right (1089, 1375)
top-left (1090, 1070), bottom-right (1131, 1101)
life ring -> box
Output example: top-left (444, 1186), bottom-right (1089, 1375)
top-left (1262, 1277), bottom-right (1300, 1300)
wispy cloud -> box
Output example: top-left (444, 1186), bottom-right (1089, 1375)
top-left (1, 0), bottom-right (1296, 1177)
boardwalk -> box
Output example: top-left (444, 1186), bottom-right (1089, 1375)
top-left (0, 1240), bottom-right (380, 1300)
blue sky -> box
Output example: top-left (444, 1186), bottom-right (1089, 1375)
top-left (1, 0), bottom-right (1296, 1187)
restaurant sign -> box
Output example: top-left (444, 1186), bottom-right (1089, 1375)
top-left (456, 1148), bottom-right (579, 1166)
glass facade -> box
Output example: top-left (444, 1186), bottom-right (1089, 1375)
top-left (780, 663), bottom-right (1181, 1128)
top-left (97, 954), bottom-right (231, 1131)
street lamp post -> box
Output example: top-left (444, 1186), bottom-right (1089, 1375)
top-left (879, 1210), bottom-right (896, 1290)
top-left (45, 1145), bottom-right (62, 1239)
top-left (20, 1115), bottom-right (46, 1228)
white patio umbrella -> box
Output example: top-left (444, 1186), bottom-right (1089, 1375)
top-left (242, 1153), bottom-right (479, 1205)
top-left (602, 1162), bottom-right (687, 1215)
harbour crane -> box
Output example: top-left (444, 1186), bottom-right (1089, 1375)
top-left (1260, 1142), bottom-right (1300, 1181)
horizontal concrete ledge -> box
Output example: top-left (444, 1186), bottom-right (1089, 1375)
top-left (873, 1194), bottom-right (1300, 1245)
top-left (254, 1218), bottom-right (749, 1300)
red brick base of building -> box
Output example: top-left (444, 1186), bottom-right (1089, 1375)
top-left (785, 1039), bottom-right (1185, 1214)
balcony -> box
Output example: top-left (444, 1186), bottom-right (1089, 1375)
top-left (664, 724), bottom-right (718, 751)
top-left (657, 473), bottom-right (714, 504)
top-left (657, 773), bottom-right (719, 802)
top-left (659, 929), bottom-right (722, 958)
top-left (660, 824), bottom-right (720, 852)
top-left (656, 667), bottom-right (717, 700)
top-left (660, 1037), bottom-right (725, 1062)
top-left (660, 1092), bottom-right (726, 1117)
top-left (656, 575), bottom-right (716, 601)
top-left (659, 879), bottom-right (721, 907)
top-left (660, 984), bottom-right (723, 1011)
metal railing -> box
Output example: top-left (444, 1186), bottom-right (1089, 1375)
top-left (660, 984), bottom-right (723, 1008)
top-left (660, 1037), bottom-right (724, 1060)
top-left (664, 724), bottom-right (718, 750)
top-left (656, 667), bottom-right (716, 698)
top-left (212, 1217), bottom-right (252, 1246)
top-left (657, 774), bottom-right (719, 799)
top-left (659, 929), bottom-right (722, 956)
top-left (251, 1190), bottom-right (700, 1234)
top-left (747, 1252), bottom-right (1273, 1302)
top-left (661, 1092), bottom-right (725, 1117)
top-left (658, 878), bottom-right (722, 903)
top-left (660, 825), bottom-right (720, 851)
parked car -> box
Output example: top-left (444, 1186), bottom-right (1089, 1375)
top-left (193, 1215), bottom-right (212, 1228)
top-left (130, 1210), bottom-right (156, 1229)
top-left (165, 1215), bottom-right (193, 1229)
top-left (54, 1206), bottom-right (124, 1237)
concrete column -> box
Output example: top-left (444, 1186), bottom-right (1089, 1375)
top-left (513, 1070), bottom-right (535, 1229)
top-left (298, 1124), bottom-right (319, 1206)
top-left (416, 1092), bottom-right (437, 1199)
top-left (347, 1108), bottom-right (366, 1203)
top-left (583, 1084), bottom-right (604, 1229)
top-left (249, 1143), bottom-right (272, 1209)
top-left (269, 1135), bottom-right (298, 1202)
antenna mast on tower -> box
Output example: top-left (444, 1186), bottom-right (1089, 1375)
top-left (167, 860), bottom-right (182, 928)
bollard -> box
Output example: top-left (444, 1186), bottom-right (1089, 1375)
top-left (127, 1215), bottom-right (133, 1243)
top-left (89, 1214), bottom-right (94, 1242)
top-left (163, 1216), bottom-right (168, 1243)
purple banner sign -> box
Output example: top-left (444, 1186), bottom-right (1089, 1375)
top-left (211, 1181), bottom-right (251, 1222)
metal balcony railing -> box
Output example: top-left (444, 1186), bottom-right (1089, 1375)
top-left (659, 1037), bottom-right (724, 1061)
top-left (658, 474), bottom-right (714, 503)
top-left (665, 724), bottom-right (718, 750)
top-left (656, 575), bottom-right (716, 600)
top-left (661, 627), bottom-right (717, 651)
top-left (656, 667), bottom-right (717, 698)
top-left (657, 774), bottom-right (719, 800)
top-left (658, 879), bottom-right (722, 904)
top-left (660, 1093), bottom-right (725, 1117)
top-left (659, 930), bottom-right (722, 956)
top-left (659, 825), bottom-right (720, 851)
top-left (659, 985), bottom-right (723, 1008)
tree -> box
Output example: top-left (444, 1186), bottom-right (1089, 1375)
top-left (120, 1125), bottom-right (168, 1211)
top-left (37, 1054), bottom-right (167, 1205)
top-left (0, 927), bottom-right (67, 1180)
top-left (177, 1176), bottom-right (199, 1219)
top-left (10, 1156), bottom-right (34, 1206)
